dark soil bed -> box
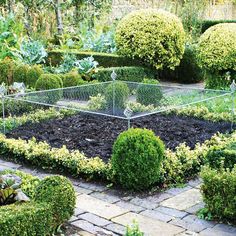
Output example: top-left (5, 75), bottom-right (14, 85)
top-left (6, 113), bottom-right (233, 162)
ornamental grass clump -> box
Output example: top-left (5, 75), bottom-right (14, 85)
top-left (111, 128), bottom-right (165, 190)
top-left (115, 9), bottom-right (185, 70)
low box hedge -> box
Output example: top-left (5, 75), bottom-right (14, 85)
top-left (0, 170), bottom-right (76, 236)
top-left (47, 50), bottom-right (143, 67)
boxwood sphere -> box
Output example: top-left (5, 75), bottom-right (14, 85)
top-left (111, 128), bottom-right (165, 190)
top-left (35, 176), bottom-right (76, 228)
top-left (115, 9), bottom-right (185, 69)
top-left (26, 65), bottom-right (43, 88)
top-left (198, 23), bottom-right (236, 72)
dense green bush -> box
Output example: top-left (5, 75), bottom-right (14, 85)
top-left (136, 83), bottom-right (162, 106)
top-left (94, 66), bottom-right (156, 82)
top-left (47, 50), bottom-right (142, 67)
top-left (26, 65), bottom-right (43, 88)
top-left (0, 58), bottom-right (16, 84)
top-left (105, 81), bottom-right (129, 109)
top-left (201, 20), bottom-right (236, 33)
top-left (201, 166), bottom-right (236, 223)
top-left (115, 9), bottom-right (185, 70)
top-left (111, 128), bottom-right (165, 190)
top-left (13, 64), bottom-right (30, 84)
top-left (35, 175), bottom-right (76, 228)
top-left (206, 142), bottom-right (236, 171)
top-left (60, 72), bottom-right (82, 87)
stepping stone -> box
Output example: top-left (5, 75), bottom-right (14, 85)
top-left (200, 228), bottom-right (236, 236)
top-left (112, 212), bottom-right (185, 236)
top-left (160, 189), bottom-right (202, 211)
top-left (79, 213), bottom-right (111, 227)
top-left (76, 194), bottom-right (129, 220)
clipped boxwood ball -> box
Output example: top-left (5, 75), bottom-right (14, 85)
top-left (198, 23), bottom-right (236, 72)
top-left (115, 9), bottom-right (185, 69)
top-left (26, 65), bottom-right (43, 88)
top-left (111, 128), bottom-right (165, 190)
top-left (0, 58), bottom-right (16, 84)
top-left (62, 71), bottom-right (82, 87)
top-left (35, 176), bottom-right (76, 229)
top-left (13, 64), bottom-right (30, 84)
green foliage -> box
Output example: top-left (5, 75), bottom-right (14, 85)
top-left (201, 20), bottom-right (236, 33)
top-left (137, 83), bottom-right (162, 106)
top-left (26, 64), bottom-right (44, 88)
top-left (125, 221), bottom-right (144, 236)
top-left (61, 71), bottom-right (82, 87)
top-left (111, 128), bottom-right (165, 190)
top-left (197, 208), bottom-right (213, 221)
top-left (115, 9), bottom-right (185, 70)
top-left (201, 166), bottom-right (236, 223)
top-left (94, 66), bottom-right (156, 82)
top-left (88, 93), bottom-right (106, 111)
top-left (0, 58), bottom-right (16, 84)
top-left (197, 23), bottom-right (236, 72)
top-left (206, 142), bottom-right (236, 171)
top-left (105, 81), bottom-right (129, 109)
top-left (55, 53), bottom-right (77, 74)
top-left (35, 175), bottom-right (76, 228)
top-left (13, 64), bottom-right (30, 84)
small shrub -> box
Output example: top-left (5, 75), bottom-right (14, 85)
top-left (0, 58), bottom-right (16, 84)
top-left (125, 221), bottom-right (144, 236)
top-left (61, 71), bottom-right (82, 87)
top-left (136, 83), bottom-right (162, 106)
top-left (111, 128), bottom-right (165, 190)
top-left (105, 81), bottom-right (129, 109)
top-left (201, 166), bottom-right (236, 223)
top-left (26, 65), bottom-right (43, 88)
top-left (115, 9), bottom-right (185, 69)
top-left (35, 175), bottom-right (76, 229)
top-left (13, 64), bottom-right (30, 84)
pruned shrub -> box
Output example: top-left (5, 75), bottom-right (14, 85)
top-left (26, 65), bottom-right (43, 88)
top-left (105, 81), bottom-right (129, 109)
top-left (61, 71), bottom-right (82, 87)
top-left (0, 58), bottom-right (16, 84)
top-left (111, 128), bottom-right (165, 190)
top-left (13, 64), bottom-right (30, 84)
top-left (201, 166), bottom-right (236, 222)
top-left (115, 9), bottom-right (185, 69)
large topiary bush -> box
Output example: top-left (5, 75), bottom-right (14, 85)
top-left (61, 71), bottom-right (82, 87)
top-left (26, 65), bottom-right (44, 88)
top-left (115, 9), bottom-right (185, 70)
top-left (111, 128), bottom-right (165, 190)
top-left (13, 64), bottom-right (30, 84)
top-left (0, 58), bottom-right (16, 85)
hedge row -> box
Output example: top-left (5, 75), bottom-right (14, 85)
top-left (201, 19), bottom-right (236, 33)
top-left (0, 170), bottom-right (76, 235)
top-left (47, 50), bottom-right (143, 67)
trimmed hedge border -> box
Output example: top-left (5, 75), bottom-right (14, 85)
top-left (0, 170), bottom-right (76, 236)
top-left (47, 50), bottom-right (143, 67)
top-left (201, 20), bottom-right (236, 33)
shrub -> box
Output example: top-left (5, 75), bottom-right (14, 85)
top-left (201, 20), bottom-right (236, 33)
top-left (13, 64), bottom-right (30, 84)
top-left (201, 166), bottom-right (236, 223)
top-left (94, 66), bottom-right (156, 82)
top-left (136, 83), bottom-right (162, 106)
top-left (35, 175), bottom-right (76, 228)
top-left (111, 128), bottom-right (165, 190)
top-left (206, 142), bottom-right (236, 171)
top-left (115, 9), bottom-right (185, 70)
top-left (61, 71), bottom-right (82, 87)
top-left (125, 221), bottom-right (144, 236)
top-left (105, 81), bottom-right (129, 109)
top-left (198, 23), bottom-right (236, 72)
top-left (26, 65), bottom-right (43, 88)
top-left (0, 58), bottom-right (16, 84)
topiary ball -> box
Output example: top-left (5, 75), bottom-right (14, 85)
top-left (35, 176), bottom-right (76, 229)
top-left (26, 65), bottom-right (43, 88)
top-left (0, 58), bottom-right (16, 85)
top-left (115, 9), bottom-right (185, 70)
top-left (105, 81), bottom-right (129, 110)
top-left (111, 128), bottom-right (165, 190)
top-left (62, 71), bottom-right (82, 87)
top-left (198, 23), bottom-right (236, 72)
top-left (13, 64), bottom-right (30, 84)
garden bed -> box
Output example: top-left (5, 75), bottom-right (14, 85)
top-left (6, 113), bottom-right (232, 162)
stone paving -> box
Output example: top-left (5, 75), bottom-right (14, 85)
top-left (1, 158), bottom-right (236, 236)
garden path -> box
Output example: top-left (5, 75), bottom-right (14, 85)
top-left (0, 158), bottom-right (235, 236)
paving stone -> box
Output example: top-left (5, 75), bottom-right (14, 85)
top-left (145, 192), bottom-right (173, 203)
top-left (78, 231), bottom-right (95, 236)
top-left (165, 186), bottom-right (192, 195)
top-left (187, 178), bottom-right (202, 188)
top-left (170, 215), bottom-right (215, 233)
top-left (115, 200), bottom-right (145, 213)
top-left (140, 209), bottom-right (173, 222)
top-left (200, 228), bottom-right (236, 236)
top-left (0, 165), bottom-right (11, 171)
top-left (177, 230), bottom-right (199, 235)
top-left (161, 189), bottom-right (202, 211)
top-left (105, 223), bottom-right (126, 235)
top-left (112, 212), bottom-right (185, 236)
top-left (79, 182), bottom-right (107, 192)
top-left (74, 208), bottom-right (87, 216)
top-left (155, 206), bottom-right (188, 218)
top-left (0, 161), bottom-right (21, 169)
top-left (79, 213), bottom-right (111, 227)
top-left (213, 223), bottom-right (236, 234)
top-left (74, 186), bottom-right (93, 195)
top-left (90, 192), bottom-right (120, 204)
top-left (130, 197), bottom-right (158, 209)
top-left (185, 203), bottom-right (205, 214)
top-left (76, 194), bottom-right (129, 220)
top-left (68, 215), bottom-right (79, 222)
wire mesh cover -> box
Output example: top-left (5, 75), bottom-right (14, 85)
top-left (4, 81), bottom-right (232, 120)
